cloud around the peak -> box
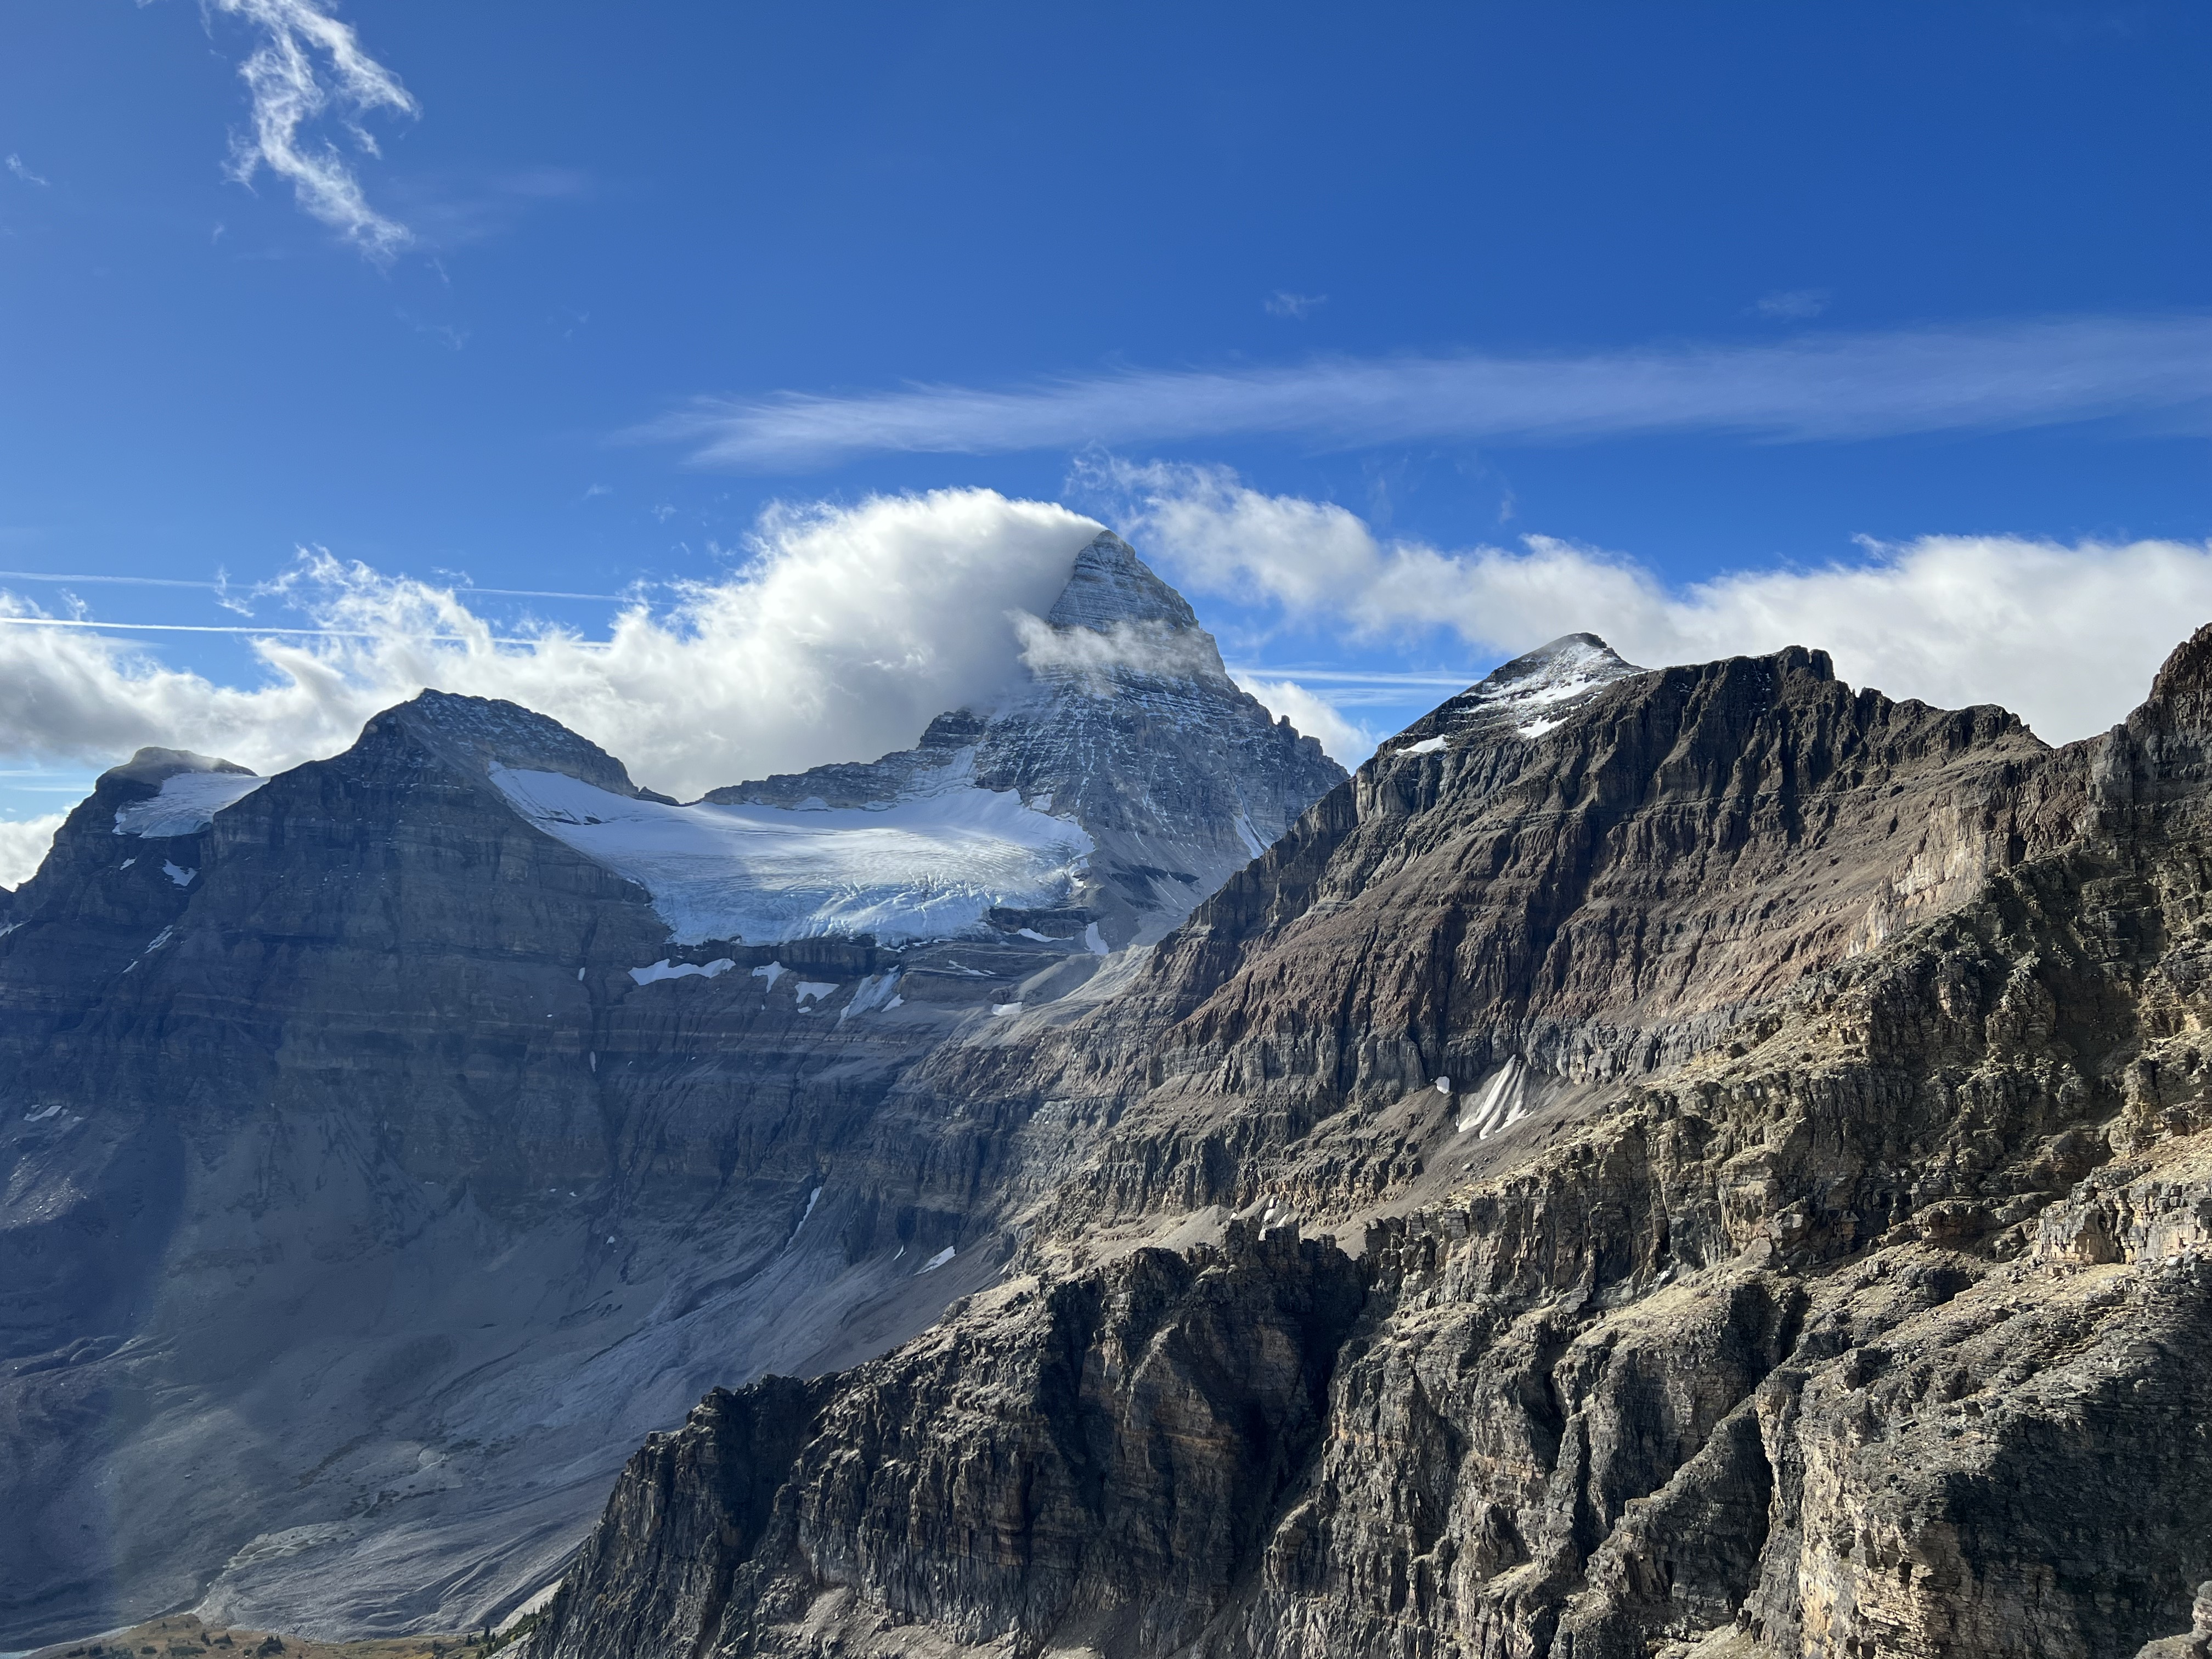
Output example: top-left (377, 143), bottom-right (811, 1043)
top-left (0, 814), bottom-right (65, 891)
top-left (1088, 458), bottom-right (2212, 750)
top-left (210, 0), bottom-right (417, 258)
top-left (0, 489), bottom-right (1103, 804)
top-left (1012, 614), bottom-right (1224, 693)
top-left (9, 470), bottom-right (2201, 860)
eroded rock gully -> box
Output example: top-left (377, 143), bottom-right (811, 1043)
top-left (531, 633), bottom-right (2212, 1659)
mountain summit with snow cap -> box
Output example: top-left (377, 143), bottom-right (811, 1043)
top-left (492, 530), bottom-right (1343, 956)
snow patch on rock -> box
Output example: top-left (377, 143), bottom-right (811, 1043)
top-left (1457, 1058), bottom-right (1532, 1139)
top-left (629, 958), bottom-right (736, 985)
top-left (839, 972), bottom-right (902, 1020)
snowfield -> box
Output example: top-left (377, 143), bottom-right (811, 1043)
top-left (113, 771), bottom-right (268, 838)
top-left (490, 763), bottom-right (1096, 945)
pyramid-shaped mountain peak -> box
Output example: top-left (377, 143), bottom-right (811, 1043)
top-left (1045, 530), bottom-right (1201, 632)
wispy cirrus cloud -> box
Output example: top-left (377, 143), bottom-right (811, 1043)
top-left (5, 154), bottom-right (49, 187)
top-left (645, 313), bottom-right (2212, 470)
top-left (384, 166), bottom-right (593, 250)
top-left (210, 0), bottom-right (417, 259)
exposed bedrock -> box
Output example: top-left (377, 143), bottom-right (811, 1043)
top-left (0, 699), bottom-right (963, 1644)
top-left (935, 636), bottom-right (2059, 1238)
top-left (535, 1224), bottom-right (1365, 1659)
top-left (528, 627), bottom-right (2212, 1659)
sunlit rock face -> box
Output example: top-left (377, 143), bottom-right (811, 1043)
top-left (528, 627), bottom-right (2212, 1659)
top-left (0, 533), bottom-right (1343, 1649)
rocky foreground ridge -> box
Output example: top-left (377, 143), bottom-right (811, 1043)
top-left (523, 630), bottom-right (2212, 1659)
top-left (0, 534), bottom-right (1340, 1647)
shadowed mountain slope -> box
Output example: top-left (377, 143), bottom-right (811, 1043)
top-left (0, 534), bottom-right (1341, 1649)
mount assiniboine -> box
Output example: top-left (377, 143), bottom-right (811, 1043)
top-left (8, 535), bottom-right (2212, 1659)
top-left (0, 532), bottom-right (1340, 1647)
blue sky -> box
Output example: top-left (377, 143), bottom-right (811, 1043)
top-left (3, 2), bottom-right (2211, 861)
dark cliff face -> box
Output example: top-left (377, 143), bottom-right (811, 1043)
top-left (528, 629), bottom-right (2212, 1659)
top-left (537, 1226), bottom-right (1365, 1659)
top-left (1156, 642), bottom-right (2042, 1084)
top-left (0, 546), bottom-right (1346, 1649)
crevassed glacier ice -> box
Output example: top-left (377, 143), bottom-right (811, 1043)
top-left (490, 764), bottom-right (1094, 945)
top-left (112, 770), bottom-right (269, 838)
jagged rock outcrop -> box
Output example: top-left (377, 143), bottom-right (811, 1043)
top-left (528, 628), bottom-right (2212, 1659)
top-left (2134, 1582), bottom-right (2212, 1658)
top-left (0, 534), bottom-right (1342, 1648)
top-left (537, 1224), bottom-right (1364, 1659)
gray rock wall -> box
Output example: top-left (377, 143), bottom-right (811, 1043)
top-left (526, 627), bottom-right (2212, 1659)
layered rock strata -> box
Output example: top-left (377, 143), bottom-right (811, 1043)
top-left (0, 536), bottom-right (1341, 1647)
top-left (528, 630), bottom-right (2212, 1659)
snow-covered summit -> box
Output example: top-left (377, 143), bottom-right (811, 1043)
top-left (1012, 532), bottom-right (1232, 701)
top-left (1466, 634), bottom-right (1645, 737)
top-left (1385, 634), bottom-right (1647, 757)
top-left (492, 532), bottom-right (1345, 955)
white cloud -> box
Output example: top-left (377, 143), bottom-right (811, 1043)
top-left (211, 0), bottom-right (417, 258)
top-left (0, 490), bottom-right (1102, 801)
top-left (1092, 459), bottom-right (2212, 747)
top-left (1013, 613), bottom-right (1222, 691)
top-left (1264, 291), bottom-right (1327, 319)
top-left (5, 154), bottom-right (49, 187)
top-left (646, 313), bottom-right (2212, 470)
top-left (0, 814), bottom-right (65, 890)
top-left (1232, 675), bottom-right (1376, 764)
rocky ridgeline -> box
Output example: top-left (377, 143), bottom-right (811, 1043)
top-left (0, 535), bottom-right (1341, 1647)
top-left (523, 630), bottom-right (2212, 1659)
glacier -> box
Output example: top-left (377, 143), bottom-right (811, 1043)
top-left (489, 760), bottom-right (1094, 946)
